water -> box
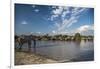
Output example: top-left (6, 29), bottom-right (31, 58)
top-left (15, 40), bottom-right (94, 62)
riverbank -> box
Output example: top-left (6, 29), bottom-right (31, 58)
top-left (15, 51), bottom-right (57, 65)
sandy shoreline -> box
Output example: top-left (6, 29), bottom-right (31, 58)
top-left (15, 51), bottom-right (57, 65)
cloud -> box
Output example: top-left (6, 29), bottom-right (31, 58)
top-left (32, 5), bottom-right (36, 8)
top-left (50, 6), bottom-right (63, 21)
top-left (37, 32), bottom-right (41, 34)
top-left (52, 30), bottom-right (56, 34)
top-left (71, 8), bottom-right (87, 16)
top-left (75, 25), bottom-right (94, 33)
top-left (52, 6), bottom-right (57, 9)
top-left (52, 6), bottom-right (63, 15)
top-left (61, 7), bottom-right (70, 20)
top-left (21, 21), bottom-right (28, 25)
top-left (49, 7), bottom-right (88, 34)
top-left (50, 6), bottom-right (70, 21)
top-left (47, 6), bottom-right (90, 35)
top-left (65, 25), bottom-right (94, 35)
top-left (34, 9), bottom-right (39, 12)
top-left (61, 10), bottom-right (70, 19)
top-left (57, 16), bottom-right (78, 31)
top-left (53, 25), bottom-right (94, 35)
top-left (32, 5), bottom-right (39, 12)
top-left (50, 15), bottom-right (59, 21)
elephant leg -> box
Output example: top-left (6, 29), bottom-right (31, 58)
top-left (28, 41), bottom-right (31, 52)
top-left (19, 43), bottom-right (23, 50)
top-left (28, 45), bottom-right (31, 52)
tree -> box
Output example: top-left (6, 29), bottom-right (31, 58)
top-left (74, 33), bottom-right (81, 41)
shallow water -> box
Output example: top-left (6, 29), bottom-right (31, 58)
top-left (15, 40), bottom-right (94, 62)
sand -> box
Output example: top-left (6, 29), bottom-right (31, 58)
top-left (15, 51), bottom-right (57, 65)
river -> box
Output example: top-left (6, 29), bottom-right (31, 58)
top-left (15, 40), bottom-right (94, 62)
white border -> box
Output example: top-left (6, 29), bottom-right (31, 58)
top-left (0, 0), bottom-right (10, 69)
top-left (11, 0), bottom-right (96, 69)
top-left (11, 0), bottom-right (14, 68)
top-left (14, 0), bottom-right (95, 8)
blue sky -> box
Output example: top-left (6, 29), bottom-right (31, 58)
top-left (15, 4), bottom-right (94, 35)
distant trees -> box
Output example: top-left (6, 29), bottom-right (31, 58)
top-left (74, 33), bottom-right (81, 41)
top-left (15, 33), bottom-right (93, 41)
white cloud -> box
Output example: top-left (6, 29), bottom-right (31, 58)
top-left (62, 10), bottom-right (70, 18)
top-left (52, 30), bottom-right (56, 34)
top-left (57, 16), bottom-right (78, 31)
top-left (72, 7), bottom-right (80, 14)
top-left (75, 25), bottom-right (94, 33)
top-left (66, 25), bottom-right (94, 35)
top-left (71, 8), bottom-right (87, 16)
top-left (53, 7), bottom-right (87, 34)
top-left (50, 6), bottom-right (63, 21)
top-left (50, 6), bottom-right (71, 21)
top-left (49, 7), bottom-right (87, 22)
top-left (54, 25), bottom-right (94, 35)
top-left (61, 7), bottom-right (70, 20)
top-left (32, 5), bottom-right (39, 12)
top-left (48, 6), bottom-right (89, 35)
top-left (52, 6), bottom-right (57, 9)
top-left (52, 6), bottom-right (63, 15)
top-left (51, 30), bottom-right (68, 35)
top-left (32, 5), bottom-right (35, 8)
top-left (34, 9), bottom-right (39, 12)
top-left (55, 23), bottom-right (60, 28)
top-left (50, 15), bottom-right (59, 21)
top-left (37, 32), bottom-right (41, 34)
top-left (21, 21), bottom-right (28, 25)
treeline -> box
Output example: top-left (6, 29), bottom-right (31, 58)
top-left (15, 33), bottom-right (94, 41)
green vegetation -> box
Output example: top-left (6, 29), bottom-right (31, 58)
top-left (73, 33), bottom-right (81, 41)
top-left (15, 33), bottom-right (94, 41)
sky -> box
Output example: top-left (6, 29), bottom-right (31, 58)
top-left (15, 4), bottom-right (94, 35)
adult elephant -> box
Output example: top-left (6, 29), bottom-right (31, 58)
top-left (16, 35), bottom-right (33, 51)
